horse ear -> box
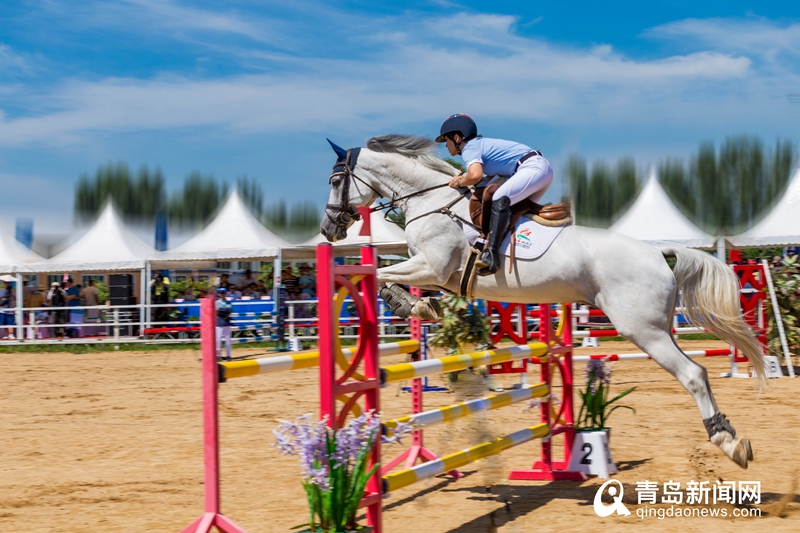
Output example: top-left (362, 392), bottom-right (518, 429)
top-left (327, 138), bottom-right (347, 160)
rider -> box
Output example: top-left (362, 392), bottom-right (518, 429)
top-left (436, 114), bottom-right (553, 275)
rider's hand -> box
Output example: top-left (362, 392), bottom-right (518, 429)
top-left (449, 175), bottom-right (462, 188)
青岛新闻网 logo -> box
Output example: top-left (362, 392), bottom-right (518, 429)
top-left (594, 479), bottom-right (631, 517)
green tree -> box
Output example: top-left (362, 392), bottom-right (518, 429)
top-left (658, 157), bottom-right (696, 218)
top-left (264, 199), bottom-right (289, 234)
top-left (567, 155), bottom-right (588, 221)
top-left (615, 157), bottom-right (638, 215)
top-left (237, 176), bottom-right (264, 219)
top-left (74, 161), bottom-right (166, 222)
top-left (264, 200), bottom-right (321, 241)
top-left (661, 136), bottom-right (794, 234)
top-left (567, 154), bottom-right (639, 226)
top-left (169, 171), bottom-right (227, 224)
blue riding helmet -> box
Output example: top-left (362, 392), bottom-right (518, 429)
top-left (217, 287), bottom-right (227, 293)
top-left (435, 113), bottom-right (478, 143)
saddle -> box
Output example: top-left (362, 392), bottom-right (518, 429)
top-left (458, 181), bottom-right (573, 298)
top-left (468, 181), bottom-right (573, 235)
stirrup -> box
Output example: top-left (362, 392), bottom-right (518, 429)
top-left (476, 251), bottom-right (499, 276)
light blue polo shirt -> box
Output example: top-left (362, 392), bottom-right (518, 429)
top-left (460, 137), bottom-right (533, 177)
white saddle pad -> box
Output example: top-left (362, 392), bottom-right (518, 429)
top-left (464, 218), bottom-right (566, 260)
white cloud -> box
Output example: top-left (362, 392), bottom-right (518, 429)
top-left (644, 17), bottom-right (800, 58)
top-left (119, 0), bottom-right (277, 43)
top-left (0, 11), bottom-right (797, 148)
top-left (0, 45), bottom-right (39, 76)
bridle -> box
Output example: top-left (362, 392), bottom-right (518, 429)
top-left (325, 147), bottom-right (481, 235)
top-left (326, 148), bottom-right (377, 231)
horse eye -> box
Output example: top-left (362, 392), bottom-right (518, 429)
top-left (330, 177), bottom-right (341, 187)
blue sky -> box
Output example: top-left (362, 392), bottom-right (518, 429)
top-left (1, 1), bottom-right (798, 233)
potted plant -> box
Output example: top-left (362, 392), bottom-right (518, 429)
top-left (576, 358), bottom-right (637, 440)
top-left (429, 295), bottom-right (492, 383)
top-left (273, 412), bottom-right (411, 533)
top-left (569, 359), bottom-right (636, 477)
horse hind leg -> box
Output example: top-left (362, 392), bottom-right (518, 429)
top-left (609, 318), bottom-right (753, 468)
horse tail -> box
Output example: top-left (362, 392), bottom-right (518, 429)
top-left (664, 247), bottom-right (767, 386)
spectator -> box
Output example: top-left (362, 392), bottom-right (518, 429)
top-left (215, 287), bottom-right (232, 360)
top-left (149, 272), bottom-right (171, 324)
top-left (256, 279), bottom-right (269, 298)
top-left (63, 278), bottom-right (83, 336)
top-left (82, 279), bottom-right (100, 322)
top-left (248, 283), bottom-right (261, 299)
top-left (47, 282), bottom-right (67, 338)
top-left (241, 284), bottom-right (255, 299)
top-left (218, 273), bottom-right (232, 291)
top-left (227, 270), bottom-right (244, 288)
top-left (184, 284), bottom-right (197, 301)
top-left (239, 269), bottom-right (258, 289)
top-left (298, 265), bottom-right (316, 299)
top-left (282, 267), bottom-right (298, 300)
top-left (0, 281), bottom-right (15, 339)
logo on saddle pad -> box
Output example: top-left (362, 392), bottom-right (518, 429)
top-left (515, 228), bottom-right (533, 249)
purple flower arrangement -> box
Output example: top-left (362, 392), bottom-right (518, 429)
top-left (576, 358), bottom-right (636, 430)
top-left (273, 412), bottom-right (413, 532)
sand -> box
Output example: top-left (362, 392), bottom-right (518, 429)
top-left (0, 340), bottom-right (798, 532)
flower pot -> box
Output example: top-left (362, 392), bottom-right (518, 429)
top-left (569, 428), bottom-right (617, 478)
top-left (576, 427), bottom-right (610, 447)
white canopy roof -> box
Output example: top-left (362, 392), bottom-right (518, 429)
top-left (0, 230), bottom-right (44, 274)
top-left (22, 203), bottom-right (154, 273)
top-left (284, 213), bottom-right (408, 259)
top-left (150, 190), bottom-right (289, 262)
top-left (609, 172), bottom-right (716, 249)
top-left (729, 168), bottom-right (800, 248)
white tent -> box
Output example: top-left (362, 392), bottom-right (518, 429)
top-left (150, 190), bottom-right (289, 262)
top-left (22, 203), bottom-right (154, 273)
top-left (285, 212), bottom-right (408, 258)
top-left (729, 168), bottom-right (800, 247)
top-left (0, 230), bottom-right (43, 273)
top-left (609, 172), bottom-right (716, 249)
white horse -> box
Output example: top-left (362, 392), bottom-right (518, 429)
top-left (321, 134), bottom-right (766, 469)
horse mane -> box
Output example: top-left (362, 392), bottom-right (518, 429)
top-left (366, 134), bottom-right (456, 176)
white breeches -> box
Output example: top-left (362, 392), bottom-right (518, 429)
top-left (493, 155), bottom-right (553, 205)
top-left (216, 326), bottom-right (231, 359)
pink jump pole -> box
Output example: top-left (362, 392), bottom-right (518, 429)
top-left (180, 295), bottom-right (247, 533)
top-left (509, 303), bottom-right (586, 481)
top-left (317, 242), bottom-right (383, 532)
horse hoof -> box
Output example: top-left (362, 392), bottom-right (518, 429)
top-left (742, 438), bottom-right (754, 461)
top-left (424, 297), bottom-right (443, 319)
top-left (711, 431), bottom-right (749, 469)
top-left (728, 437), bottom-right (753, 469)
top-left (414, 298), bottom-right (442, 321)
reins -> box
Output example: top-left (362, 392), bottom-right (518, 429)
top-left (326, 150), bottom-right (482, 234)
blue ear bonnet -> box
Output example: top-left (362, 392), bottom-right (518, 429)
top-left (327, 138), bottom-right (347, 161)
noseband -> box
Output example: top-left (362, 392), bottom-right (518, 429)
top-left (326, 147), bottom-right (381, 232)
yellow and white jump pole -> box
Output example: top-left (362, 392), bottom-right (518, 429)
top-left (384, 383), bottom-right (549, 433)
top-left (382, 423), bottom-right (550, 493)
top-left (380, 343), bottom-right (548, 384)
top-left (220, 340), bottom-right (420, 380)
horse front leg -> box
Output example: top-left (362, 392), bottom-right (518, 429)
top-left (377, 255), bottom-right (458, 320)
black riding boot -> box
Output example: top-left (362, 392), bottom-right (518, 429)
top-left (476, 196), bottom-right (511, 276)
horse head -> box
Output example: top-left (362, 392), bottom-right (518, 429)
top-left (321, 139), bottom-right (381, 242)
